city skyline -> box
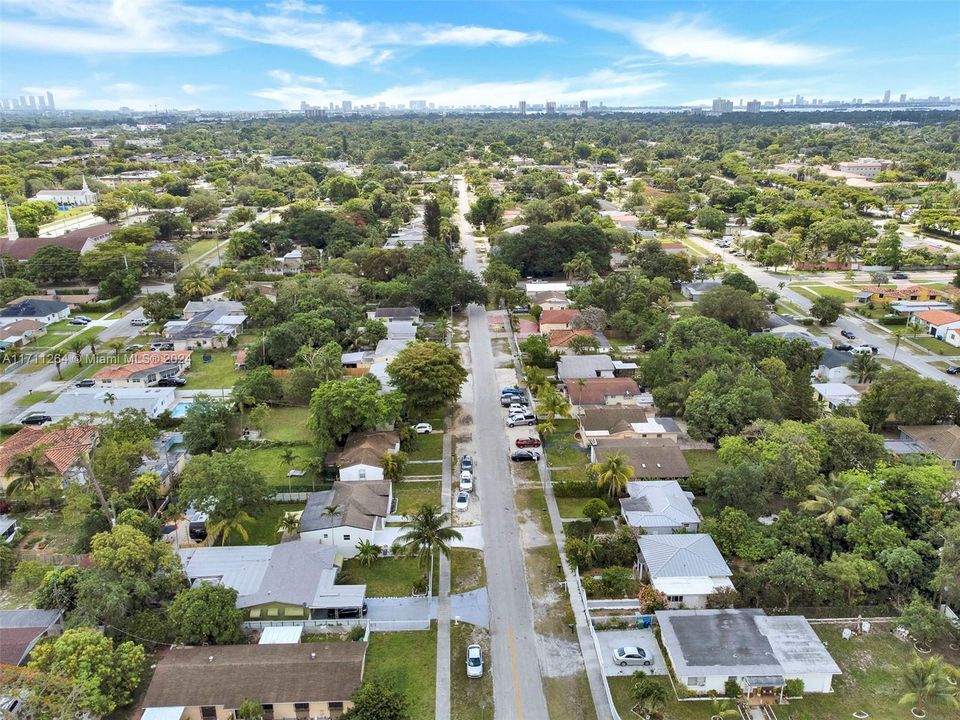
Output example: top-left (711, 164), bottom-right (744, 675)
top-left (1, 0), bottom-right (958, 112)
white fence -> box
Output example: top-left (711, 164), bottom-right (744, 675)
top-left (243, 618), bottom-right (430, 632)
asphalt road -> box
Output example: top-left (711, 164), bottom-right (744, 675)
top-left (458, 177), bottom-right (550, 720)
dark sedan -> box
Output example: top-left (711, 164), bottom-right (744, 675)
top-left (510, 449), bottom-right (540, 462)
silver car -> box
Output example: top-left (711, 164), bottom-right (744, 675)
top-left (612, 646), bottom-right (652, 667)
top-left (466, 644), bottom-right (484, 678)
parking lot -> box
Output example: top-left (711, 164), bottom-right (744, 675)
top-left (595, 627), bottom-right (667, 677)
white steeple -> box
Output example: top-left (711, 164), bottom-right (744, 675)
top-left (2, 200), bottom-right (18, 242)
top-left (81, 175), bottom-right (90, 191)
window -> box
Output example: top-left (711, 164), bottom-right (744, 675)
top-left (343, 534), bottom-right (351, 541)
top-left (687, 677), bottom-right (706, 687)
top-left (201, 707), bottom-right (217, 720)
top-left (261, 705), bottom-right (274, 720)
top-left (667, 595), bottom-right (683, 603)
top-left (358, 468), bottom-right (366, 480)
top-left (294, 703), bottom-right (309, 719)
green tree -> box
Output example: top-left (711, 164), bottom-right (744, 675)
top-left (181, 395), bottom-right (236, 453)
top-left (178, 451), bottom-right (271, 522)
top-left (94, 195), bottom-right (130, 223)
top-left (181, 191), bottom-right (221, 222)
top-left (849, 352), bottom-right (881, 383)
top-left (697, 286), bottom-right (766, 331)
top-left (820, 553), bottom-right (885, 605)
top-left (168, 583), bottom-right (244, 645)
top-left (756, 550), bottom-right (816, 610)
top-left (386, 341), bottom-right (467, 416)
top-left (799, 476), bottom-right (865, 527)
top-left (207, 510), bottom-right (255, 545)
top-left (180, 268), bottom-right (213, 300)
top-left (706, 462), bottom-right (770, 517)
top-left (630, 673), bottom-right (669, 718)
top-left (899, 594), bottom-right (953, 647)
top-left (582, 498), bottom-right (610, 525)
top-left (381, 450), bottom-right (408, 483)
top-left (591, 452), bottom-right (634, 499)
top-left (898, 656), bottom-right (958, 712)
top-left (141, 292), bottom-right (178, 324)
top-left (858, 368), bottom-right (959, 429)
top-left (343, 680), bottom-right (410, 720)
top-left (423, 197), bottom-right (441, 239)
top-left (397, 504), bottom-right (463, 596)
top-left (355, 539), bottom-right (382, 568)
top-left (809, 296), bottom-right (844, 325)
top-left (277, 512), bottom-right (301, 538)
top-left (697, 206), bottom-right (727, 235)
top-left (309, 377), bottom-right (404, 453)
top-left (466, 194), bottom-right (502, 230)
top-left (6, 448), bottom-right (57, 500)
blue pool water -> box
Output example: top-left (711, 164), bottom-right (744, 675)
top-left (171, 402), bottom-right (191, 419)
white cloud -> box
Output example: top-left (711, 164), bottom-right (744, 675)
top-left (181, 83), bottom-right (218, 95)
top-left (575, 11), bottom-right (834, 66)
top-left (254, 68), bottom-right (666, 109)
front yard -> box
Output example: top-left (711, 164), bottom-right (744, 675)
top-left (339, 556), bottom-right (437, 597)
top-left (393, 481), bottom-right (441, 515)
top-left (407, 431), bottom-right (444, 462)
top-left (909, 335), bottom-right (960, 356)
top-left (365, 628), bottom-right (437, 719)
top-left (449, 548), bottom-right (485, 595)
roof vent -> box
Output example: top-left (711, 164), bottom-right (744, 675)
top-left (311, 652), bottom-right (316, 660)
top-left (656, 463), bottom-right (662, 468)
top-left (208, 655), bottom-right (214, 662)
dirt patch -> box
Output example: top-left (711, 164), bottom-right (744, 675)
top-left (518, 511), bottom-right (551, 548)
top-left (537, 635), bottom-right (587, 677)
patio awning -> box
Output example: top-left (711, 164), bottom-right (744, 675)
top-left (743, 675), bottom-right (785, 688)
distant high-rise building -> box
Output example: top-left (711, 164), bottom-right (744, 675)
top-left (47, 91), bottom-right (55, 110)
top-left (883, 89), bottom-right (891, 103)
top-left (28, 96), bottom-right (36, 109)
top-left (795, 94), bottom-right (803, 106)
top-left (341, 100), bottom-right (352, 111)
top-left (1, 99), bottom-right (9, 110)
top-left (518, 100), bottom-right (527, 115)
top-left (378, 102), bottom-right (387, 110)
top-left (899, 93), bottom-right (907, 103)
top-left (18, 96), bottom-right (26, 108)
top-left (304, 108), bottom-right (325, 118)
top-left (38, 95), bottom-right (46, 109)
top-left (711, 97), bottom-right (733, 113)
top-left (745, 100), bottom-right (762, 113)
top-left (579, 99), bottom-right (588, 114)
top-left (545, 100), bottom-right (557, 114)
top-left (409, 100), bottom-right (427, 111)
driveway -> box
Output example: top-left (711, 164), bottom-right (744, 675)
top-left (365, 588), bottom-right (489, 629)
top-left (595, 628), bottom-right (667, 677)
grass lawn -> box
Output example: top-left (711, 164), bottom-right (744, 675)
top-left (608, 676), bottom-right (704, 720)
top-left (693, 496), bottom-right (717, 519)
top-left (910, 336), bottom-right (960, 356)
top-left (407, 431), bottom-right (444, 461)
top-left (226, 503), bottom-right (303, 546)
top-left (407, 461), bottom-right (443, 477)
top-left (242, 445), bottom-right (323, 491)
top-left (185, 350), bottom-right (241, 388)
top-left (545, 434), bottom-right (590, 469)
top-left (450, 548), bottom-right (486, 595)
top-left (544, 674), bottom-right (598, 720)
top-left (261, 406), bottom-right (313, 443)
top-left (365, 629), bottom-right (437, 719)
top-left (0, 381), bottom-right (14, 395)
top-left (789, 285), bottom-right (820, 302)
top-left (555, 496), bottom-right (608, 519)
top-left (180, 239), bottom-right (220, 265)
top-left (450, 622), bottom-right (494, 720)
top-left (394, 481), bottom-right (441, 515)
top-left (804, 285), bottom-right (859, 302)
top-left (340, 556), bottom-right (435, 597)
top-left (16, 390), bottom-right (54, 407)
top-left (14, 510), bottom-right (78, 555)
top-left (683, 449), bottom-right (721, 480)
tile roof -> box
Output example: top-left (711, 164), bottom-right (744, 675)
top-left (539, 309), bottom-right (582, 325)
top-left (565, 377), bottom-right (639, 404)
top-left (142, 643), bottom-right (366, 709)
top-left (338, 431), bottom-right (399, 468)
top-left (915, 309), bottom-right (960, 326)
top-left (592, 439), bottom-right (690, 479)
top-left (92, 351), bottom-right (191, 380)
top-left (0, 425), bottom-right (96, 476)
top-left (638, 534), bottom-right (731, 579)
top-left (547, 329), bottom-right (594, 347)
top-left (861, 284), bottom-right (943, 299)
top-left (301, 481), bottom-right (391, 532)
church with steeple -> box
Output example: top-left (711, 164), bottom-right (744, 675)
top-left (34, 176), bottom-right (98, 207)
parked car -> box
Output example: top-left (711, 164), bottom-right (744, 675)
top-left (840, 329), bottom-right (856, 340)
top-left (500, 394), bottom-right (528, 407)
top-left (150, 342), bottom-right (174, 351)
top-left (500, 386), bottom-right (522, 396)
top-left (512, 305), bottom-right (530, 314)
top-left (891, 272), bottom-right (909, 279)
top-left (413, 423), bottom-right (433, 434)
top-left (74, 315), bottom-right (92, 323)
top-left (130, 318), bottom-right (151, 327)
top-left (157, 377), bottom-right (187, 387)
top-left (506, 403), bottom-right (527, 414)
top-left (851, 345), bottom-right (879, 356)
top-left (21, 414), bottom-right (52, 425)
top-left (459, 471), bottom-right (474, 492)
top-left (510, 449), bottom-right (540, 462)
top-left (455, 491), bottom-right (470, 511)
top-left (68, 318), bottom-right (90, 326)
top-left (326, 603), bottom-right (369, 619)
top-left (946, 366), bottom-right (960, 375)
top-left (125, 344), bottom-right (143, 352)
top-left (460, 454), bottom-right (473, 472)
top-left (834, 343), bottom-right (853, 352)
top-left (506, 415), bottom-right (536, 428)
top-left (75, 379), bottom-right (95, 388)
top-left (466, 644), bottom-right (484, 679)
top-left (612, 647), bottom-right (653, 667)
top-left (515, 437), bottom-right (542, 449)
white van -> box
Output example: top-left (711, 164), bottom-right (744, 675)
top-left (851, 345), bottom-right (877, 356)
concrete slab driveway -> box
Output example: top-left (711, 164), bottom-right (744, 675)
top-left (595, 628), bottom-right (667, 677)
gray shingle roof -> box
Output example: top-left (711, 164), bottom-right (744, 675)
top-left (620, 481), bottom-right (699, 529)
top-left (638, 534), bottom-right (731, 578)
top-left (301, 482), bottom-right (390, 532)
top-left (557, 354), bottom-right (616, 379)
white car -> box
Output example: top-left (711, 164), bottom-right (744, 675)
top-left (459, 471), bottom-right (474, 492)
top-left (466, 644), bottom-right (484, 678)
top-left (413, 423), bottom-right (433, 434)
top-left (612, 646), bottom-right (653, 667)
top-left (455, 491), bottom-right (470, 511)
top-left (130, 318), bottom-right (150, 327)
top-left (507, 403), bottom-right (527, 414)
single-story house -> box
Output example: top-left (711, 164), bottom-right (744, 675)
top-left (578, 407), bottom-right (679, 444)
top-left (590, 439), bottom-right (691, 480)
top-left (163, 303), bottom-right (247, 350)
top-left (182, 300), bottom-right (245, 320)
top-left (557, 354), bottom-right (616, 380)
top-left (637, 534), bottom-right (733, 609)
top-left (898, 424), bottom-right (960, 468)
top-left (811, 382), bottom-right (862, 412)
top-left (10, 293), bottom-right (97, 310)
top-left (524, 281), bottom-right (570, 296)
top-left (620, 480), bottom-right (699, 534)
top-left (656, 609), bottom-right (841, 697)
top-left (299, 481), bottom-right (392, 556)
top-left (813, 348), bottom-right (854, 383)
top-left (0, 514), bottom-right (17, 543)
top-left (565, 378), bottom-right (640, 407)
top-left (27, 387), bottom-right (177, 423)
top-left (140, 642), bottom-right (366, 720)
top-left (539, 309), bottom-right (583, 333)
top-left (178, 540), bottom-right (367, 622)
top-left (386, 320), bottom-right (417, 340)
top-left (0, 319), bottom-right (46, 348)
top-left (888, 300), bottom-right (954, 317)
top-left (370, 307), bottom-right (421, 323)
top-left (913, 309), bottom-right (960, 343)
top-left (768, 326), bottom-right (831, 349)
top-left (0, 298), bottom-right (70, 327)
top-left (0, 609), bottom-right (63, 666)
top-left (856, 285), bottom-right (946, 305)
top-left (547, 329), bottom-right (611, 353)
top-left (0, 424), bottom-right (97, 492)
top-left (0, 223), bottom-right (114, 260)
top-left (527, 290), bottom-right (571, 310)
top-left (335, 431), bottom-right (401, 482)
top-left (136, 432), bottom-right (188, 491)
top-left (92, 350), bottom-right (192, 387)
top-left (680, 281), bottom-right (721, 301)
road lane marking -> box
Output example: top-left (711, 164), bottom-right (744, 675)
top-left (509, 626), bottom-right (523, 719)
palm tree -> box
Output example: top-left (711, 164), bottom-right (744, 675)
top-left (53, 354), bottom-right (63, 380)
top-left (799, 476), bottom-right (865, 527)
top-left (322, 504), bottom-right (343, 520)
top-left (591, 451), bottom-right (635, 500)
top-left (381, 451), bottom-right (408, 483)
top-left (208, 511), bottom-right (255, 546)
top-left (708, 695), bottom-right (741, 719)
top-left (539, 386), bottom-right (571, 421)
top-left (849, 353), bottom-right (881, 383)
top-left (68, 339), bottom-right (85, 366)
top-left (523, 365), bottom-right (548, 395)
top-left (6, 449), bottom-right (57, 499)
top-left (355, 539), bottom-right (382, 567)
top-left (397, 504), bottom-right (463, 597)
top-left (562, 252), bottom-right (595, 281)
top-left (102, 392), bottom-right (117, 409)
top-left (630, 674), bottom-right (669, 719)
top-left (181, 269), bottom-right (212, 300)
top-left (276, 513), bottom-right (301, 539)
top-left (834, 242), bottom-right (857, 270)
top-left (107, 339), bottom-right (126, 358)
top-left (86, 334), bottom-right (100, 356)
top-left (898, 656), bottom-right (959, 713)
top-left (280, 448), bottom-right (298, 491)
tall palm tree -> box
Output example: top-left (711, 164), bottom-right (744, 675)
top-left (322, 504), bottom-right (343, 520)
top-left (355, 539), bottom-right (382, 568)
top-left (6, 449), bottom-right (57, 498)
top-left (53, 354), bottom-right (63, 380)
top-left (381, 451), bottom-right (408, 483)
top-left (591, 452), bottom-right (635, 500)
top-left (539, 386), bottom-right (571, 421)
top-left (849, 353), bottom-right (881, 384)
top-left (208, 511), bottom-right (255, 546)
top-left (107, 339), bottom-right (127, 358)
top-left (102, 392), bottom-right (117, 409)
top-left (276, 513), bottom-right (301, 539)
top-left (562, 252), bottom-right (595, 281)
top-left (523, 365), bottom-right (548, 395)
top-left (799, 476), bottom-right (865, 527)
top-left (68, 339), bottom-right (85, 366)
top-left (86, 334), bottom-right (100, 356)
top-left (280, 448), bottom-right (298, 491)
top-left (181, 269), bottom-right (212, 300)
top-left (398, 504), bottom-right (463, 597)
top-left (898, 656), bottom-right (959, 712)
top-left (833, 242), bottom-right (857, 270)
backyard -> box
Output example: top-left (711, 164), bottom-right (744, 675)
top-left (225, 503), bottom-right (303, 546)
top-left (243, 445), bottom-right (324, 491)
top-left (365, 628), bottom-right (437, 719)
top-left (261, 406), bottom-right (313, 443)
top-left (185, 349), bottom-right (241, 388)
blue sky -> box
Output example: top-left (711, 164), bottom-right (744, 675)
top-left (1, 1), bottom-right (958, 110)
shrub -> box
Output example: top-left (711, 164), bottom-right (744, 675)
top-left (784, 678), bottom-right (804, 698)
top-left (724, 678), bottom-right (742, 698)
top-left (554, 481), bottom-right (604, 498)
top-left (582, 498), bottom-right (610, 524)
top-left (10, 559), bottom-right (51, 592)
top-left (600, 566), bottom-right (635, 597)
top-left (348, 625), bottom-right (366, 641)
top-left (0, 545), bottom-right (16, 585)
top-left (637, 584), bottom-right (667, 613)
top-left (564, 520), bottom-right (594, 539)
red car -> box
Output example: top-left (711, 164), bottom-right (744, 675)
top-left (515, 437), bottom-right (542, 449)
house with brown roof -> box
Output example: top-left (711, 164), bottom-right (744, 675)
top-left (299, 481), bottom-right (392, 556)
top-left (0, 609), bottom-right (63, 666)
top-left (911, 309), bottom-right (960, 343)
top-left (898, 425), bottom-right (960, 468)
top-left (0, 319), bottom-right (46, 348)
top-left (855, 285), bottom-right (947, 305)
top-left (92, 350), bottom-right (192, 387)
top-left (565, 377), bottom-right (640, 407)
top-left (140, 642), bottom-right (366, 720)
top-left (335, 431), bottom-right (401, 482)
top-left (0, 425), bottom-right (97, 492)
top-left (527, 290), bottom-right (571, 310)
top-left (548, 329), bottom-right (597, 350)
top-left (539, 308), bottom-right (582, 332)
top-left (589, 438), bottom-right (691, 480)
top-left (0, 223), bottom-right (115, 260)
top-left (577, 407), bottom-right (680, 445)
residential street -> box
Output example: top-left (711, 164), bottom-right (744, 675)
top-left (458, 176), bottom-right (550, 720)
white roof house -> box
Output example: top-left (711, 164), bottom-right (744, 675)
top-left (26, 387), bottom-right (177, 422)
top-left (637, 534), bottom-right (733, 609)
top-left (619, 480), bottom-right (699, 534)
top-left (557, 354), bottom-right (616, 380)
top-left (811, 382), bottom-right (861, 410)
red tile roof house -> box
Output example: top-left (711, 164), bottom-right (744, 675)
top-left (565, 378), bottom-right (641, 407)
top-left (0, 223), bottom-right (116, 259)
top-left (911, 309), bottom-right (960, 341)
top-left (92, 350), bottom-right (192, 387)
top-left (539, 309), bottom-right (582, 333)
top-left (0, 425), bottom-right (97, 493)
